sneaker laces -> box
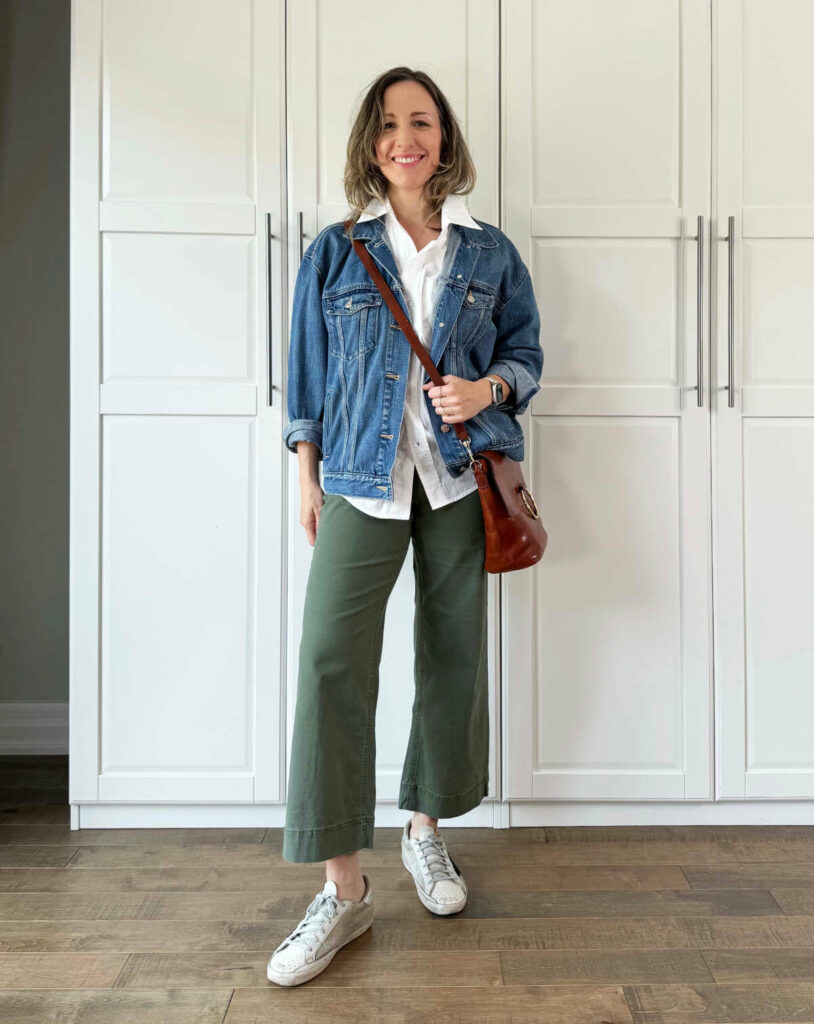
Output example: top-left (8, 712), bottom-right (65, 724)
top-left (415, 832), bottom-right (458, 888)
top-left (273, 888), bottom-right (339, 955)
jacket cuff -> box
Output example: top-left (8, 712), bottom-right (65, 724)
top-left (283, 418), bottom-right (324, 457)
top-left (485, 360), bottom-right (541, 416)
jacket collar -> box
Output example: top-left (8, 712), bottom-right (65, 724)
top-left (345, 192), bottom-right (496, 371)
top-left (350, 192), bottom-right (497, 249)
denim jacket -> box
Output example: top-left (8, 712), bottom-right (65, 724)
top-left (283, 213), bottom-right (543, 501)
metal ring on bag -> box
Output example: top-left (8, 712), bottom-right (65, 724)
top-left (519, 486), bottom-right (539, 518)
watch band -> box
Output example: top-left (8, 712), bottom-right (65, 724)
top-left (485, 375), bottom-right (504, 406)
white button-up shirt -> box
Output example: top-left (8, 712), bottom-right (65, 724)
top-left (341, 192), bottom-right (481, 519)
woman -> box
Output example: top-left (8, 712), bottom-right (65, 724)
top-left (268, 67), bottom-right (543, 987)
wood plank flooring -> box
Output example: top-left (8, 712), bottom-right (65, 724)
top-left (3, 756), bottom-right (814, 1022)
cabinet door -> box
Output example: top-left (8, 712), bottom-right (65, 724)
top-left (69, 0), bottom-right (286, 804)
top-left (285, 0), bottom-right (502, 813)
top-left (714, 0), bottom-right (814, 799)
top-left (502, 0), bottom-right (714, 801)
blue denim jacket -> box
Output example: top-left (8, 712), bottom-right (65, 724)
top-left (283, 213), bottom-right (543, 501)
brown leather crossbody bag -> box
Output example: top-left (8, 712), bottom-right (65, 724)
top-left (345, 221), bottom-right (548, 573)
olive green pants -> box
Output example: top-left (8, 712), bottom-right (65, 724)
top-left (282, 468), bottom-right (489, 863)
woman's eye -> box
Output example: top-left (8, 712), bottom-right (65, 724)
top-left (383, 121), bottom-right (429, 129)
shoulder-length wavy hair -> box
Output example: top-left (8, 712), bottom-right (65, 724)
top-left (341, 67), bottom-right (476, 240)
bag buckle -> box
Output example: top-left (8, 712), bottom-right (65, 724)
top-left (460, 437), bottom-right (477, 468)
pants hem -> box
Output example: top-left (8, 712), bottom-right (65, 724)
top-left (282, 815), bottom-right (375, 863)
top-left (397, 774), bottom-right (489, 819)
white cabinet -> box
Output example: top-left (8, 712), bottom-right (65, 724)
top-left (501, 0), bottom-right (814, 809)
top-left (501, 0), bottom-right (713, 801)
top-left (70, 0), bottom-right (287, 808)
top-left (713, 0), bottom-right (814, 799)
top-left (69, 0), bottom-right (813, 828)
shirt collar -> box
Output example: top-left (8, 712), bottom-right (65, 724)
top-left (356, 191), bottom-right (483, 231)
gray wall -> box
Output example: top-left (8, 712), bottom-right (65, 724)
top-left (0, 0), bottom-right (70, 703)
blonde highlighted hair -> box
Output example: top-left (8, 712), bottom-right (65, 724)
top-left (341, 67), bottom-right (476, 239)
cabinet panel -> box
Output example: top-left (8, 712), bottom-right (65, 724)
top-left (102, 233), bottom-right (255, 380)
top-left (503, 0), bottom-right (713, 800)
top-left (529, 417), bottom-right (685, 800)
top-left (99, 417), bottom-right (255, 800)
top-left (101, 0), bottom-right (255, 202)
top-left (714, 0), bottom-right (814, 799)
top-left (530, 0), bottom-right (679, 207)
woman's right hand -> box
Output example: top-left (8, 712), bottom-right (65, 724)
top-left (300, 480), bottom-right (325, 546)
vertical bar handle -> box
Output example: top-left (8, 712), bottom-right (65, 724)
top-left (726, 215), bottom-right (735, 408)
top-left (266, 212), bottom-right (274, 407)
top-left (694, 215), bottom-right (704, 407)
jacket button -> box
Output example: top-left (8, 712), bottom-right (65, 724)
top-left (440, 423), bottom-right (450, 432)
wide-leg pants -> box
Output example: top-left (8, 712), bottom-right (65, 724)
top-left (282, 468), bottom-right (489, 863)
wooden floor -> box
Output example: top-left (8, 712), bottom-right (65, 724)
top-left (2, 757), bottom-right (814, 1022)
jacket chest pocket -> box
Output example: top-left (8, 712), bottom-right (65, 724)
top-left (324, 289), bottom-right (382, 360)
top-left (455, 284), bottom-right (496, 349)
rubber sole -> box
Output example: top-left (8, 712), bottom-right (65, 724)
top-left (266, 910), bottom-right (374, 987)
top-left (401, 845), bottom-right (468, 916)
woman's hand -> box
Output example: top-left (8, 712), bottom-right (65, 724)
top-left (299, 479), bottom-right (325, 546)
top-left (422, 374), bottom-right (501, 422)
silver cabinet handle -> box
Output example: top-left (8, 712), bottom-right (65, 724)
top-left (297, 210), bottom-right (314, 265)
top-left (725, 215), bottom-right (735, 408)
top-left (693, 214), bottom-right (704, 407)
top-left (266, 212), bottom-right (275, 407)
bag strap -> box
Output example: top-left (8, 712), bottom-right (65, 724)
top-left (343, 220), bottom-right (475, 459)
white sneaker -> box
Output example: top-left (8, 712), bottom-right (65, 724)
top-left (401, 817), bottom-right (468, 915)
top-left (266, 874), bottom-right (374, 986)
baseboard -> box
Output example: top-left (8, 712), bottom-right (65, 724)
top-left (0, 702), bottom-right (68, 754)
top-left (70, 798), bottom-right (814, 830)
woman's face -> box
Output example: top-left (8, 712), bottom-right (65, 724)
top-left (374, 81), bottom-right (442, 194)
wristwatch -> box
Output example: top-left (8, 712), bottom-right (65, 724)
top-left (485, 375), bottom-right (504, 406)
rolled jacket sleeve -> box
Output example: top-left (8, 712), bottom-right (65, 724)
top-left (282, 253), bottom-right (328, 457)
top-left (486, 263), bottom-right (543, 417)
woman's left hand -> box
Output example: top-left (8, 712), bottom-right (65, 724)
top-left (422, 374), bottom-right (492, 423)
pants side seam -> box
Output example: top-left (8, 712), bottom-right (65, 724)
top-left (359, 551), bottom-right (406, 819)
top-left (407, 537), bottom-right (427, 790)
